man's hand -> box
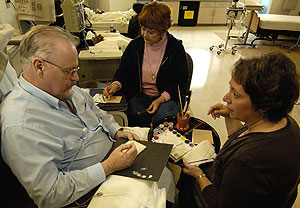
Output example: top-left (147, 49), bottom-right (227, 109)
top-left (115, 130), bottom-right (140, 141)
top-left (101, 143), bottom-right (137, 176)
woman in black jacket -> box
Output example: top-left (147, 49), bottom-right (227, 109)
top-left (104, 2), bottom-right (188, 127)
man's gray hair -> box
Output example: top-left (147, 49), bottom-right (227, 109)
top-left (19, 25), bottom-right (79, 66)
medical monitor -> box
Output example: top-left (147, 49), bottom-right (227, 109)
top-left (15, 0), bottom-right (56, 23)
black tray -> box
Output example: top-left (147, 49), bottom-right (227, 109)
top-left (148, 116), bottom-right (221, 167)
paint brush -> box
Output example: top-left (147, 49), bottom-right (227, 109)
top-left (188, 157), bottom-right (215, 164)
top-left (178, 85), bottom-right (183, 112)
top-left (184, 91), bottom-right (192, 117)
top-left (184, 121), bottom-right (205, 136)
top-left (137, 110), bottom-right (147, 115)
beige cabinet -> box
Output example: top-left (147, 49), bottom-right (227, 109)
top-left (198, 1), bottom-right (231, 24)
top-left (137, 0), bottom-right (230, 25)
top-left (163, 1), bottom-right (180, 24)
top-left (138, 1), bottom-right (180, 25)
top-left (198, 2), bottom-right (215, 24)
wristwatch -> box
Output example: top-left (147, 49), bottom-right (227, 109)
top-left (196, 173), bottom-right (206, 182)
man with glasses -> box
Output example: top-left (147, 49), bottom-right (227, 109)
top-left (0, 25), bottom-right (175, 207)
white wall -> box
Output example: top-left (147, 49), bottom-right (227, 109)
top-left (110, 0), bottom-right (135, 11)
top-left (95, 0), bottom-right (135, 12)
top-left (289, 0), bottom-right (300, 15)
top-left (0, 0), bottom-right (20, 34)
top-left (268, 0), bottom-right (300, 15)
top-left (98, 0), bottom-right (111, 11)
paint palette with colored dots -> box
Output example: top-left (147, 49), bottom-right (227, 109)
top-left (151, 122), bottom-right (196, 162)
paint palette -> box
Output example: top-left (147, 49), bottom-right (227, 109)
top-left (149, 116), bottom-right (221, 156)
top-left (151, 121), bottom-right (196, 162)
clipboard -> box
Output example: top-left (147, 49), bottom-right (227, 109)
top-left (105, 138), bottom-right (173, 181)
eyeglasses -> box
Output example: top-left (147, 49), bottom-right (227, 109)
top-left (42, 59), bottom-right (79, 79)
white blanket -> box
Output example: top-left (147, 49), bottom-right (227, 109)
top-left (0, 24), bottom-right (18, 102)
top-left (88, 127), bottom-right (174, 208)
top-left (0, 24), bottom-right (14, 51)
top-left (85, 8), bottom-right (136, 26)
top-left (88, 175), bottom-right (166, 208)
top-left (258, 14), bottom-right (300, 31)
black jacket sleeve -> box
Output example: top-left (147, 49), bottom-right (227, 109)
top-left (165, 42), bottom-right (188, 101)
top-left (155, 35), bottom-right (188, 102)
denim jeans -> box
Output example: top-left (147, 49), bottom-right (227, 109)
top-left (127, 93), bottom-right (179, 127)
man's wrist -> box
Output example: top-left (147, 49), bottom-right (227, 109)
top-left (101, 160), bottom-right (114, 176)
top-left (114, 128), bottom-right (124, 140)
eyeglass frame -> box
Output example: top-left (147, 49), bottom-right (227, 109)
top-left (41, 58), bottom-right (79, 79)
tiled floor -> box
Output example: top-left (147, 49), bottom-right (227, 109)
top-left (168, 25), bottom-right (300, 207)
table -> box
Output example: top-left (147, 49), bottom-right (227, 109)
top-left (78, 31), bottom-right (131, 85)
top-left (148, 115), bottom-right (221, 180)
top-left (78, 46), bottom-right (122, 84)
top-left (149, 116), bottom-right (221, 207)
top-left (154, 116), bottom-right (220, 208)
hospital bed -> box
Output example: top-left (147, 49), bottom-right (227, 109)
top-left (247, 11), bottom-right (300, 48)
top-left (84, 8), bottom-right (136, 33)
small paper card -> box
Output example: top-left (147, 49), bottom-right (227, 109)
top-left (183, 140), bottom-right (216, 166)
top-left (192, 129), bottom-right (214, 144)
top-left (93, 94), bottom-right (122, 103)
top-left (124, 140), bottom-right (146, 155)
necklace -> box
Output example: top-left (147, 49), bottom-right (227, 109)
top-left (149, 54), bottom-right (156, 81)
top-left (146, 42), bottom-right (165, 81)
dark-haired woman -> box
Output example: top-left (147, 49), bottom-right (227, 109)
top-left (103, 1), bottom-right (188, 127)
top-left (180, 52), bottom-right (300, 208)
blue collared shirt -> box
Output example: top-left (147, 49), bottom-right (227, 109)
top-left (1, 75), bottom-right (121, 207)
